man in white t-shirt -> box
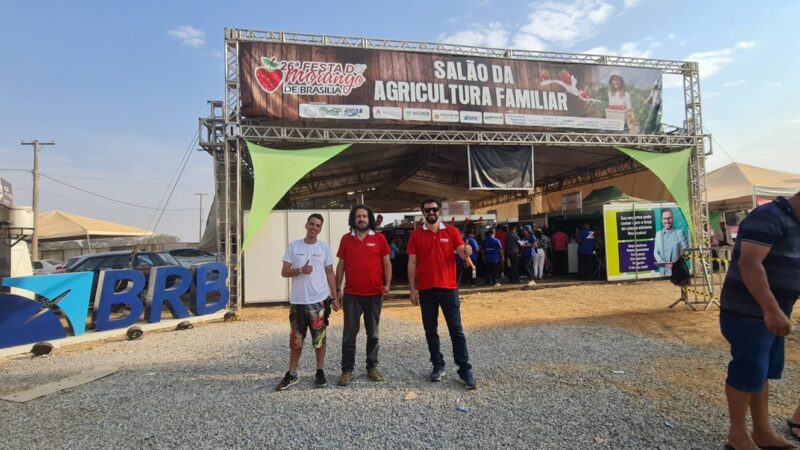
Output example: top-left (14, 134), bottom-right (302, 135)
top-left (276, 213), bottom-right (339, 391)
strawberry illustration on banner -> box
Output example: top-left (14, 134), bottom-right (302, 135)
top-left (255, 57), bottom-right (284, 93)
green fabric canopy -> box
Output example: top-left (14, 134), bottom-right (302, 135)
top-left (616, 147), bottom-right (693, 232)
top-left (242, 141), bottom-right (350, 251)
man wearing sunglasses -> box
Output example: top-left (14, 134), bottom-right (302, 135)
top-left (407, 198), bottom-right (477, 389)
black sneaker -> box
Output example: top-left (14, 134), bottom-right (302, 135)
top-left (430, 367), bottom-right (445, 382)
top-left (276, 371), bottom-right (298, 391)
top-left (315, 369), bottom-right (328, 388)
top-left (459, 370), bottom-right (477, 390)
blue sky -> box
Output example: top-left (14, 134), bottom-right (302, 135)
top-left (1, 0), bottom-right (798, 241)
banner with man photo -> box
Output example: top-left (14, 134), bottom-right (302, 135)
top-left (603, 202), bottom-right (690, 281)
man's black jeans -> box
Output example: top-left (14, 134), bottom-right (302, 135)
top-left (419, 288), bottom-right (472, 375)
top-left (341, 294), bottom-right (383, 373)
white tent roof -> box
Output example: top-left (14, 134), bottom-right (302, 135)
top-left (706, 163), bottom-right (800, 210)
top-left (38, 210), bottom-right (153, 241)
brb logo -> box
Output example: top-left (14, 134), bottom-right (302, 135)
top-left (0, 262), bottom-right (228, 349)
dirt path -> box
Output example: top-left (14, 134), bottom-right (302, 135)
top-left (241, 280), bottom-right (800, 363)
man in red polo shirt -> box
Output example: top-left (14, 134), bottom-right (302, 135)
top-left (334, 205), bottom-right (391, 386)
top-left (407, 198), bottom-right (476, 389)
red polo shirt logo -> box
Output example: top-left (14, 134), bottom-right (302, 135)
top-left (407, 223), bottom-right (464, 291)
top-left (337, 231), bottom-right (390, 296)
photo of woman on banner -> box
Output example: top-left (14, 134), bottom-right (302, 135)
top-left (654, 207), bottom-right (689, 276)
top-left (607, 71), bottom-right (638, 134)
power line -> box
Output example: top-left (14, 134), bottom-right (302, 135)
top-left (0, 167), bottom-right (208, 187)
top-left (144, 129), bottom-right (201, 241)
top-left (37, 172), bottom-right (195, 211)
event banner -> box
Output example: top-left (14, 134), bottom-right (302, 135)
top-left (603, 202), bottom-right (690, 281)
top-left (239, 42), bottom-right (663, 133)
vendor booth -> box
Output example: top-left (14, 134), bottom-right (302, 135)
top-left (198, 29), bottom-right (709, 306)
top-left (706, 162), bottom-right (800, 240)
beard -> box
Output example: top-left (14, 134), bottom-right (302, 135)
top-left (425, 214), bottom-right (438, 224)
top-left (356, 222), bottom-right (370, 232)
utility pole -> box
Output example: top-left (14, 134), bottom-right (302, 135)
top-left (194, 192), bottom-right (208, 243)
top-left (21, 140), bottom-right (55, 260)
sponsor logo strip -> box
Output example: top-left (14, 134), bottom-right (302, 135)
top-left (459, 111), bottom-right (482, 124)
top-left (300, 104), bottom-right (370, 120)
top-left (403, 108), bottom-right (431, 121)
top-left (432, 109), bottom-right (459, 123)
top-left (373, 106), bottom-right (402, 120)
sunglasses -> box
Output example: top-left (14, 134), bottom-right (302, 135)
top-left (423, 207), bottom-right (440, 213)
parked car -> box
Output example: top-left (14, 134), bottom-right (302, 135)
top-left (33, 259), bottom-right (62, 275)
top-left (166, 248), bottom-right (218, 268)
top-left (54, 255), bottom-right (83, 273)
top-left (62, 250), bottom-right (181, 302)
top-left (65, 250), bottom-right (178, 275)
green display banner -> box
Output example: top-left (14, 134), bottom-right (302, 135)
top-left (603, 202), bottom-right (690, 281)
top-left (242, 141), bottom-right (350, 251)
top-left (616, 147), bottom-right (692, 233)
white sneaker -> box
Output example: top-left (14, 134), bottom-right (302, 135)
top-left (493, 283), bottom-right (501, 287)
top-left (527, 280), bottom-right (536, 286)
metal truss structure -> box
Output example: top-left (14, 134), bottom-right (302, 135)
top-left (199, 29), bottom-right (711, 309)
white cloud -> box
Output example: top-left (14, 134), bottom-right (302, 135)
top-left (705, 91), bottom-right (720, 98)
top-left (583, 46), bottom-right (612, 55)
top-left (511, 33), bottom-right (547, 51)
top-left (623, 0), bottom-right (641, 8)
top-left (439, 21), bottom-right (510, 48)
top-left (581, 41), bottom-right (650, 57)
top-left (667, 33), bottom-right (676, 40)
top-left (663, 44), bottom-right (746, 89)
top-left (168, 25), bottom-right (206, 48)
top-left (517, 0), bottom-right (614, 47)
top-left (441, 0), bottom-right (616, 51)
top-left (723, 79), bottom-right (746, 88)
top-left (735, 40), bottom-right (757, 49)
top-left (619, 42), bottom-right (651, 58)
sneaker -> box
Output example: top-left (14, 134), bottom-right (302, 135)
top-left (430, 367), bottom-right (446, 382)
top-left (276, 371), bottom-right (298, 391)
top-left (527, 280), bottom-right (536, 286)
top-left (315, 369), bottom-right (328, 388)
top-left (459, 371), bottom-right (477, 390)
top-left (367, 368), bottom-right (384, 382)
top-left (493, 283), bottom-right (501, 287)
top-left (338, 371), bottom-right (353, 386)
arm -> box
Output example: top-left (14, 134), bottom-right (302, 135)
top-left (334, 259), bottom-right (345, 309)
top-left (738, 241), bottom-right (793, 336)
top-left (408, 254), bottom-right (419, 306)
top-left (281, 261), bottom-right (310, 278)
top-left (325, 265), bottom-right (339, 310)
top-left (653, 233), bottom-right (665, 263)
top-left (382, 254), bottom-right (392, 293)
top-left (456, 244), bottom-right (476, 269)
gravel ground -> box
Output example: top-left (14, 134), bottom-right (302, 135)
top-left (0, 316), bottom-right (792, 449)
